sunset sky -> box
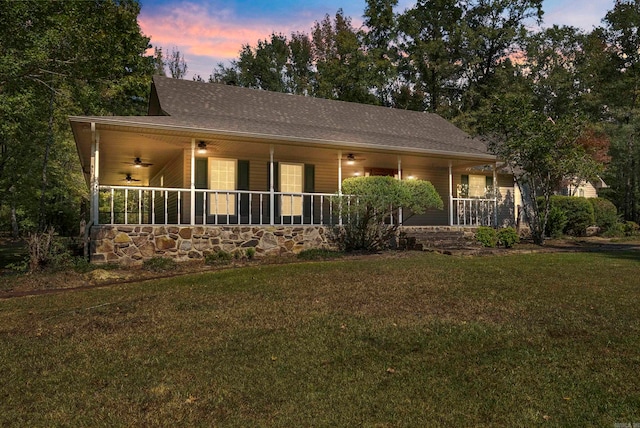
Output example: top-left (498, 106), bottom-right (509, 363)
top-left (138, 0), bottom-right (615, 80)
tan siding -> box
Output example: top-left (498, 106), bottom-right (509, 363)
top-left (403, 167), bottom-right (450, 226)
top-left (497, 174), bottom-right (516, 227)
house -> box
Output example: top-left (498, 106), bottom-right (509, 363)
top-left (560, 177), bottom-right (608, 198)
top-left (70, 76), bottom-right (517, 263)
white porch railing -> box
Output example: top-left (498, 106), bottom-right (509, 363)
top-left (452, 197), bottom-right (497, 226)
top-left (97, 185), bottom-right (496, 227)
top-left (97, 186), bottom-right (341, 226)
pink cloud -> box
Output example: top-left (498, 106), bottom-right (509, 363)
top-left (139, 1), bottom-right (322, 77)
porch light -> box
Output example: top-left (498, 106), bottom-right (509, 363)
top-left (197, 141), bottom-right (207, 154)
top-left (134, 157), bottom-right (142, 168)
top-left (125, 174), bottom-right (133, 183)
top-left (346, 153), bottom-right (355, 165)
top-left (407, 175), bottom-right (416, 180)
top-left (354, 172), bottom-right (361, 176)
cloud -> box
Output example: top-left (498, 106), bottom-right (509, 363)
top-left (139, 1), bottom-right (331, 78)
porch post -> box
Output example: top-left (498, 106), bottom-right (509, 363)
top-left (337, 150), bottom-right (342, 226)
top-left (90, 123), bottom-right (100, 225)
top-left (448, 161), bottom-right (453, 226)
top-left (493, 162), bottom-right (498, 227)
top-left (269, 145), bottom-right (275, 226)
top-left (397, 156), bottom-right (403, 226)
top-left (190, 138), bottom-right (196, 225)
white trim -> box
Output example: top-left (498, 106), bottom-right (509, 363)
top-left (190, 139), bottom-right (195, 224)
top-left (448, 162), bottom-right (453, 226)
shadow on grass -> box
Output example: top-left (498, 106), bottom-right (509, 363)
top-left (0, 238), bottom-right (27, 270)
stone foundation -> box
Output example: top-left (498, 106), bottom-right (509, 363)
top-left (90, 225), bottom-right (335, 265)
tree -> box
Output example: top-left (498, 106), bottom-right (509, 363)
top-left (166, 47), bottom-right (188, 79)
top-left (485, 91), bottom-right (603, 244)
top-left (0, 0), bottom-right (154, 237)
top-left (596, 0), bottom-right (640, 222)
top-left (335, 176), bottom-right (443, 251)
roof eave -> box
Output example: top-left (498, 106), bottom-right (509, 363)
top-left (69, 116), bottom-right (497, 162)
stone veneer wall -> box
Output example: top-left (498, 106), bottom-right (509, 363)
top-left (91, 225), bottom-right (335, 265)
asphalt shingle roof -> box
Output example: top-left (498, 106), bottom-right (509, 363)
top-left (148, 76), bottom-right (491, 158)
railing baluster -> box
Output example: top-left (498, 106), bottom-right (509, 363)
top-left (110, 188), bottom-right (114, 224)
top-left (203, 191), bottom-right (207, 225)
top-left (177, 191), bottom-right (181, 225)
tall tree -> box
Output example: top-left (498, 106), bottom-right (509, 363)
top-left (166, 47), bottom-right (188, 79)
top-left (597, 0), bottom-right (640, 222)
top-left (0, 0), bottom-right (154, 236)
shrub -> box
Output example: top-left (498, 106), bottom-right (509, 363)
top-left (475, 226), bottom-right (497, 247)
top-left (297, 248), bottom-right (343, 260)
top-left (245, 247), bottom-right (256, 260)
top-left (497, 227), bottom-right (519, 248)
top-left (205, 250), bottom-right (232, 265)
top-left (540, 196), bottom-right (594, 237)
top-left (624, 221), bottom-right (640, 236)
top-left (335, 176), bottom-right (443, 252)
top-left (545, 204), bottom-right (567, 238)
top-left (589, 198), bottom-right (619, 233)
top-left (143, 256), bottom-right (177, 272)
top-left (603, 222), bottom-right (626, 238)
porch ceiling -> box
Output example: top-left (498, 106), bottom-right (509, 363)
top-left (71, 119), bottom-right (497, 187)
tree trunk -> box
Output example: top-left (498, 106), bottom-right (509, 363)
top-left (38, 89), bottom-right (55, 232)
top-left (11, 201), bottom-right (19, 239)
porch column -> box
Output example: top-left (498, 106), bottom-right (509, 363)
top-left (448, 161), bottom-right (453, 226)
top-left (269, 145), bottom-right (275, 226)
top-left (190, 139), bottom-right (195, 225)
top-left (493, 162), bottom-right (498, 227)
top-left (337, 150), bottom-right (342, 226)
top-left (397, 156), bottom-right (403, 226)
top-left (90, 123), bottom-right (100, 225)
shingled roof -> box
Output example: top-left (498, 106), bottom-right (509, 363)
top-left (141, 76), bottom-right (489, 158)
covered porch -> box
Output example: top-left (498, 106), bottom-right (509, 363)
top-left (71, 119), bottom-right (509, 230)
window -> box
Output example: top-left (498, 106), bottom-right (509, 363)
top-left (280, 163), bottom-right (303, 216)
top-left (209, 158), bottom-right (236, 215)
top-left (459, 174), bottom-right (493, 198)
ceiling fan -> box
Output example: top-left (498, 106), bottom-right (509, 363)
top-left (122, 173), bottom-right (141, 183)
top-left (343, 153), bottom-right (366, 165)
top-left (123, 157), bottom-right (153, 168)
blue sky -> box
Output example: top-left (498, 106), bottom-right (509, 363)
top-left (138, 0), bottom-right (615, 79)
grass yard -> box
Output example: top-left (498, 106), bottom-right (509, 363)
top-left (1, 250), bottom-right (639, 426)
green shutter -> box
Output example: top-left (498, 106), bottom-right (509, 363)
top-left (304, 164), bottom-right (315, 193)
top-left (194, 158), bottom-right (207, 220)
top-left (461, 175), bottom-right (469, 186)
top-left (237, 160), bottom-right (250, 190)
top-left (195, 158), bottom-right (207, 189)
top-left (485, 176), bottom-right (493, 188)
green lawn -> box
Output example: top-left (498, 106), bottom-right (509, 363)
top-left (1, 251), bottom-right (639, 426)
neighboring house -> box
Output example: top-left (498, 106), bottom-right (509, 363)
top-left (560, 177), bottom-right (607, 198)
top-left (70, 76), bottom-right (517, 263)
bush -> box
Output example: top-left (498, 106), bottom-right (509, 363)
top-left (497, 227), bottom-right (519, 248)
top-left (603, 222), bottom-right (626, 238)
top-left (540, 196), bottom-right (594, 237)
top-left (335, 176), bottom-right (443, 252)
top-left (545, 204), bottom-right (567, 238)
top-left (589, 198), bottom-right (619, 233)
top-left (624, 221), bottom-right (640, 236)
top-left (475, 227), bottom-right (497, 247)
top-left (245, 247), bottom-right (256, 260)
top-left (143, 256), bottom-right (177, 272)
top-left (205, 250), bottom-right (232, 265)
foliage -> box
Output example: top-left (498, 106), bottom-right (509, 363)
top-left (554, 196), bottom-right (595, 236)
top-left (475, 226), bottom-right (497, 247)
top-left (0, 0), bottom-right (154, 237)
top-left (334, 176), bottom-right (443, 251)
top-left (296, 248), bottom-right (343, 260)
top-left (589, 198), bottom-right (619, 233)
top-left (544, 203), bottom-right (568, 239)
top-left (624, 220), bottom-right (640, 236)
top-left (142, 257), bottom-right (177, 272)
top-left (245, 247), bottom-right (256, 260)
top-left (205, 250), bottom-right (233, 265)
top-left (496, 227), bottom-right (519, 248)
